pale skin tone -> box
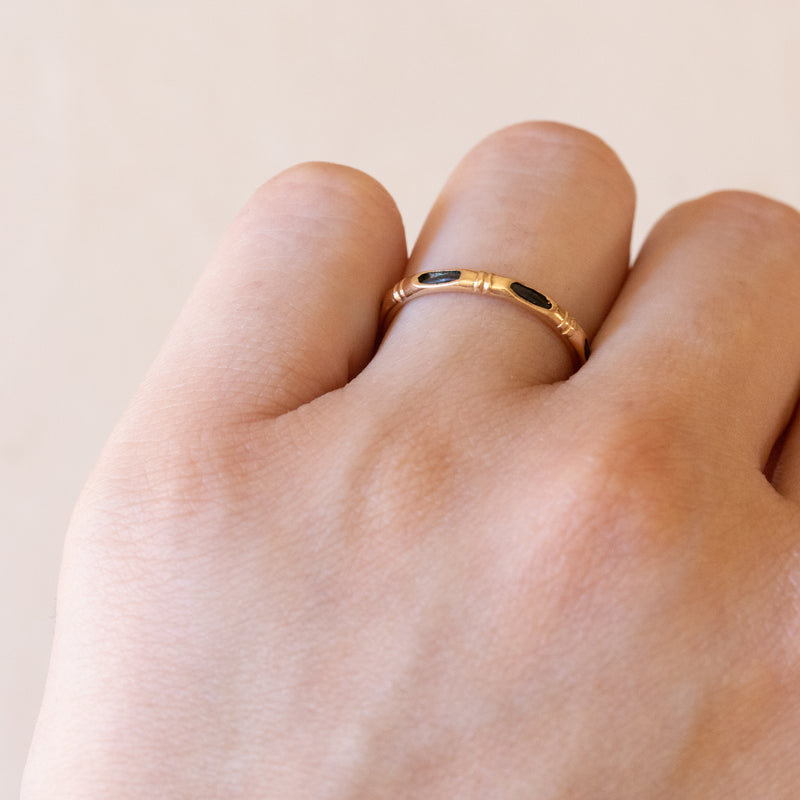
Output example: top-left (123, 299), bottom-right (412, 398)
top-left (21, 122), bottom-right (800, 798)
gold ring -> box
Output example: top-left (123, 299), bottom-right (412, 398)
top-left (379, 269), bottom-right (590, 365)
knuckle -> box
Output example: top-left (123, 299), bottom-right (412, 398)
top-left (224, 161), bottom-right (403, 266)
top-left (563, 402), bottom-right (713, 549)
top-left (680, 190), bottom-right (800, 244)
top-left (468, 121), bottom-right (635, 203)
top-left (79, 418), bottom-right (257, 551)
top-left (355, 421), bottom-right (461, 531)
top-left (254, 161), bottom-right (400, 224)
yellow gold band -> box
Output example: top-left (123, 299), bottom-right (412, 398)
top-left (380, 269), bottom-right (590, 366)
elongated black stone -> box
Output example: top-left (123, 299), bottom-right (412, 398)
top-left (510, 282), bottom-right (551, 309)
top-left (418, 270), bottom-right (461, 285)
top-left (584, 340), bottom-right (591, 360)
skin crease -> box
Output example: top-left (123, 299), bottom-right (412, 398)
top-left (21, 122), bottom-right (800, 798)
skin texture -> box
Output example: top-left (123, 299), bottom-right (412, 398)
top-left (21, 122), bottom-right (800, 798)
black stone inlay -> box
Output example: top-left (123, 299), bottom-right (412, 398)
top-left (510, 282), bottom-right (552, 309)
top-left (418, 270), bottom-right (461, 285)
top-left (584, 340), bottom-right (591, 360)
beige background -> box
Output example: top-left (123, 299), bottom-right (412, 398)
top-left (2, 0), bottom-right (798, 793)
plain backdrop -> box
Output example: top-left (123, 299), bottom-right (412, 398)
top-left (2, 0), bottom-right (799, 793)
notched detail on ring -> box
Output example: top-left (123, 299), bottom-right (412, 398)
top-left (379, 268), bottom-right (591, 368)
top-left (418, 270), bottom-right (461, 285)
top-left (510, 282), bottom-right (552, 309)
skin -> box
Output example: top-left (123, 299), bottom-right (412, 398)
top-left (21, 122), bottom-right (800, 798)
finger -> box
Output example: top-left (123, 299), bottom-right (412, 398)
top-left (134, 163), bottom-right (407, 422)
top-left (586, 191), bottom-right (800, 473)
top-left (371, 122), bottom-right (635, 390)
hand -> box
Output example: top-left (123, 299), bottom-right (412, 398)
top-left (22, 122), bottom-right (800, 798)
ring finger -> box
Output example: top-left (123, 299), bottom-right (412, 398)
top-left (370, 121), bottom-right (636, 391)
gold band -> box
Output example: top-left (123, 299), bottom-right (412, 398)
top-left (380, 269), bottom-right (590, 365)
